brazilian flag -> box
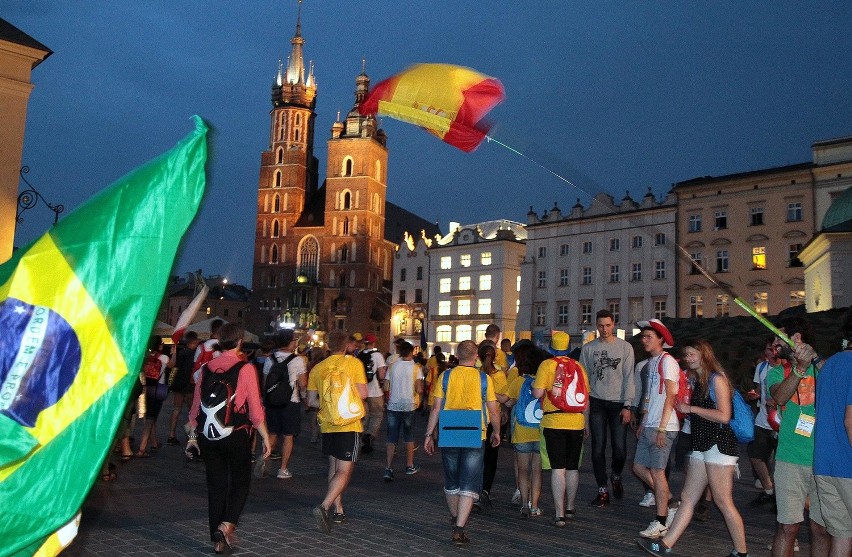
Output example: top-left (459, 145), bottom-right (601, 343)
top-left (0, 116), bottom-right (208, 556)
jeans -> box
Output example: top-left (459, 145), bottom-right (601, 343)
top-left (386, 410), bottom-right (414, 443)
top-left (441, 446), bottom-right (485, 499)
top-left (589, 397), bottom-right (628, 487)
top-left (199, 429), bottom-right (252, 539)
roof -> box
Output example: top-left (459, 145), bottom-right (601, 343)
top-left (0, 18), bottom-right (52, 66)
top-left (675, 162), bottom-right (813, 189)
top-left (822, 186), bottom-right (852, 232)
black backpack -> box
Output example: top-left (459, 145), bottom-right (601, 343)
top-left (264, 353), bottom-right (298, 408)
top-left (358, 349), bottom-right (377, 383)
top-left (197, 362), bottom-right (249, 440)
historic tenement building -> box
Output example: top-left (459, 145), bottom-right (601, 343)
top-left (248, 8), bottom-right (437, 344)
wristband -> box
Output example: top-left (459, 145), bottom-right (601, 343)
top-left (656, 428), bottom-right (666, 433)
top-left (791, 366), bottom-right (806, 379)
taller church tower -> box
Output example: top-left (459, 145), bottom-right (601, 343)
top-left (250, 5), bottom-right (394, 342)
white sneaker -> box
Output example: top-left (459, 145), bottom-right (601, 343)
top-left (511, 489), bottom-right (521, 506)
top-left (276, 468), bottom-right (292, 479)
top-left (667, 505), bottom-right (678, 525)
top-left (639, 492), bottom-right (656, 507)
top-left (639, 520), bottom-right (668, 539)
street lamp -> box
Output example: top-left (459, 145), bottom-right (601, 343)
top-left (16, 166), bottom-right (64, 225)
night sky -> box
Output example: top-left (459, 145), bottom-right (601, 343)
top-left (7, 1), bottom-right (852, 286)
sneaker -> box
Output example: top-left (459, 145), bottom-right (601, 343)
top-left (269, 451), bottom-right (282, 461)
top-left (529, 506), bottom-right (542, 517)
top-left (636, 538), bottom-right (673, 556)
top-left (511, 488), bottom-right (522, 505)
top-left (520, 506), bottom-right (530, 519)
top-left (253, 458), bottom-right (266, 478)
top-left (639, 520), bottom-right (668, 539)
top-left (749, 491), bottom-right (774, 507)
top-left (639, 492), bottom-right (656, 507)
top-left (405, 465), bottom-right (420, 475)
top-left (383, 468), bottom-right (394, 482)
top-left (611, 475), bottom-right (624, 499)
top-left (667, 505), bottom-right (678, 525)
top-left (312, 505), bottom-right (330, 534)
top-left (480, 489), bottom-right (492, 508)
top-left (276, 468), bottom-right (292, 479)
top-left (589, 490), bottom-right (610, 507)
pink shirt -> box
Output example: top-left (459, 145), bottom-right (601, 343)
top-left (188, 351), bottom-right (265, 430)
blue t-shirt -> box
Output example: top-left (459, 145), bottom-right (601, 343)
top-left (814, 351), bottom-right (852, 478)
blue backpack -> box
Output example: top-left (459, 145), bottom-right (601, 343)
top-left (709, 372), bottom-right (755, 443)
top-left (514, 375), bottom-right (542, 428)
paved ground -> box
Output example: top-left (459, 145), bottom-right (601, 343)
top-left (64, 400), bottom-right (792, 556)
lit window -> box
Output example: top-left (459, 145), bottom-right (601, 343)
top-left (460, 254), bottom-right (471, 267)
top-left (750, 207), bottom-right (764, 226)
top-left (439, 278), bottom-right (451, 293)
top-left (456, 324), bottom-right (472, 342)
top-left (714, 210), bottom-right (727, 230)
top-left (582, 241), bottom-right (593, 254)
top-left (610, 265), bottom-right (619, 283)
top-left (582, 267), bottom-right (592, 285)
top-left (557, 304), bottom-right (570, 325)
top-left (438, 301), bottom-right (451, 315)
top-left (516, 275), bottom-right (521, 292)
top-left (610, 238), bottom-right (620, 251)
top-left (787, 202), bottom-right (802, 222)
top-left (559, 269), bottom-right (569, 286)
top-left (632, 263), bottom-right (642, 281)
top-left (478, 298), bottom-right (491, 314)
top-left (654, 300), bottom-right (667, 320)
top-left (458, 276), bottom-right (471, 290)
top-left (457, 299), bottom-right (471, 315)
top-left (752, 246), bottom-right (766, 270)
top-left (475, 324), bottom-right (488, 342)
top-left (790, 290), bottom-right (805, 307)
top-left (716, 294), bottom-right (730, 317)
top-left (753, 292), bottom-right (768, 315)
top-left (689, 296), bottom-right (703, 318)
top-left (560, 244), bottom-right (569, 256)
top-left (441, 256), bottom-right (452, 270)
top-left (436, 325), bottom-right (452, 342)
top-left (538, 271), bottom-right (547, 288)
top-left (654, 260), bottom-right (666, 279)
top-left (479, 274), bottom-right (492, 291)
top-left (481, 252), bottom-right (492, 265)
top-left (688, 214), bottom-right (702, 232)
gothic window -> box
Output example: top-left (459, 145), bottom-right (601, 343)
top-left (342, 217), bottom-right (350, 235)
top-left (298, 236), bottom-right (320, 280)
top-left (272, 220), bottom-right (280, 238)
top-left (276, 148), bottom-right (284, 164)
top-left (295, 129), bottom-right (300, 142)
top-left (273, 194), bottom-right (280, 212)
top-left (270, 244), bottom-right (279, 264)
top-left (343, 191), bottom-right (351, 209)
top-left (343, 157), bottom-right (354, 177)
top-left (296, 114), bottom-right (301, 125)
top-left (340, 245), bottom-right (349, 262)
top-left (274, 171), bottom-right (282, 188)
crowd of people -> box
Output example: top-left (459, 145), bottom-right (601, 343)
top-left (109, 309), bottom-right (851, 556)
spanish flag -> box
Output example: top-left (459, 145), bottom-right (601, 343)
top-left (0, 116), bottom-right (208, 556)
top-left (359, 63), bottom-right (505, 152)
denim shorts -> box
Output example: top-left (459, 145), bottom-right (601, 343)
top-left (441, 446), bottom-right (485, 499)
top-left (513, 441), bottom-right (540, 454)
top-left (386, 410), bottom-right (415, 443)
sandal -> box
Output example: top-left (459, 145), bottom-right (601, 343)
top-left (120, 453), bottom-right (133, 462)
top-left (554, 516), bottom-right (566, 527)
top-left (101, 471), bottom-right (117, 482)
top-left (566, 509), bottom-right (576, 520)
top-left (150, 443), bottom-right (161, 452)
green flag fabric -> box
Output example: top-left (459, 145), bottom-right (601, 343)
top-left (0, 116), bottom-right (208, 556)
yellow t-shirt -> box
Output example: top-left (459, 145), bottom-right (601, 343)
top-left (489, 369), bottom-right (508, 397)
top-left (506, 366), bottom-right (520, 388)
top-left (506, 374), bottom-right (540, 443)
top-left (432, 365), bottom-right (496, 440)
top-left (494, 350), bottom-right (508, 372)
top-left (307, 354), bottom-right (367, 433)
top-left (532, 357), bottom-right (589, 430)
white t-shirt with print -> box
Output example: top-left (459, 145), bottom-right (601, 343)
top-left (386, 360), bottom-right (423, 412)
top-left (263, 350), bottom-right (307, 403)
top-left (642, 353), bottom-right (681, 432)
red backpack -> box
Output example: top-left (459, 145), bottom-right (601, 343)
top-left (546, 356), bottom-right (589, 413)
top-left (656, 353), bottom-right (692, 420)
top-left (142, 353), bottom-right (163, 381)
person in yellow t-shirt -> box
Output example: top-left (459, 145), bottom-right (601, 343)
top-left (505, 342), bottom-right (550, 518)
top-left (306, 330), bottom-right (367, 533)
top-left (424, 340), bottom-right (500, 547)
top-left (532, 331), bottom-right (590, 527)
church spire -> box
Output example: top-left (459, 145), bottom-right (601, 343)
top-left (285, 0), bottom-right (305, 85)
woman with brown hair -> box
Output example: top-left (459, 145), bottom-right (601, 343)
top-left (477, 341), bottom-right (509, 509)
top-left (637, 339), bottom-right (748, 557)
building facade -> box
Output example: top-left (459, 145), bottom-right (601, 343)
top-left (427, 220), bottom-right (526, 355)
top-left (248, 8), bottom-right (437, 345)
top-left (674, 136), bottom-right (852, 318)
top-left (390, 231), bottom-right (435, 353)
top-left (0, 19), bottom-right (50, 263)
top-left (519, 191), bottom-right (677, 346)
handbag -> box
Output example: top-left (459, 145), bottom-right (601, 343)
top-left (437, 369), bottom-right (487, 448)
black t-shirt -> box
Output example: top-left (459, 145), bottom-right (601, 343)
top-left (171, 346), bottom-right (195, 390)
top-left (690, 377), bottom-right (738, 456)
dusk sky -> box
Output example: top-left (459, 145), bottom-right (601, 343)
top-left (7, 1), bottom-right (852, 286)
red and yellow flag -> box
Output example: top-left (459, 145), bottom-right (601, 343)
top-left (360, 63), bottom-right (505, 152)
top-left (0, 116), bottom-right (207, 556)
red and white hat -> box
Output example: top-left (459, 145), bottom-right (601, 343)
top-left (636, 319), bottom-right (674, 348)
